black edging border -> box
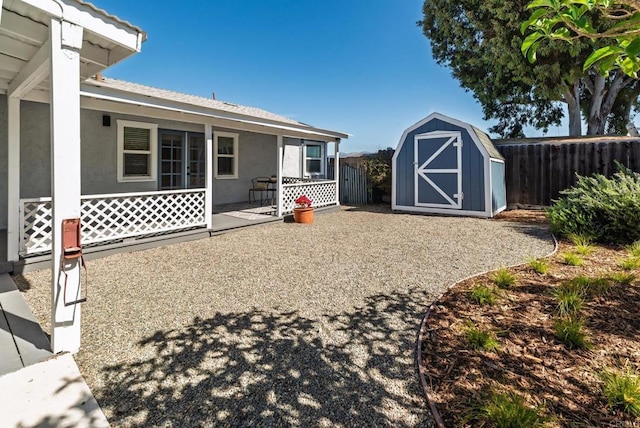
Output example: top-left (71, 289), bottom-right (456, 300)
top-left (416, 232), bottom-right (559, 427)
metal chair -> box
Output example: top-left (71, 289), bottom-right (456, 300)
top-left (249, 177), bottom-right (275, 205)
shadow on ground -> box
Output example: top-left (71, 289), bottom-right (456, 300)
top-left (95, 288), bottom-right (434, 427)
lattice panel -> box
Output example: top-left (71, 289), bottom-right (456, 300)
top-left (21, 200), bottom-right (53, 256)
top-left (282, 181), bottom-right (338, 214)
top-left (81, 191), bottom-right (206, 244)
top-left (20, 190), bottom-right (206, 256)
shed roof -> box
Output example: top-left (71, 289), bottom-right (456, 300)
top-left (394, 112), bottom-right (503, 161)
top-left (471, 126), bottom-right (503, 160)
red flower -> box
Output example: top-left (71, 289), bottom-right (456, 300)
top-left (295, 195), bottom-right (312, 208)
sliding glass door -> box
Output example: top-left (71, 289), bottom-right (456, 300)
top-left (159, 130), bottom-right (205, 190)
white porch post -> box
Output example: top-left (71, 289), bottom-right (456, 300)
top-left (205, 124), bottom-right (213, 229)
top-left (7, 97), bottom-right (20, 262)
top-left (334, 138), bottom-right (340, 206)
top-left (276, 135), bottom-right (284, 217)
top-left (49, 19), bottom-right (83, 354)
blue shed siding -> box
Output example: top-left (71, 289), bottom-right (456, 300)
top-left (395, 118), bottom-right (485, 212)
top-left (491, 160), bottom-right (506, 214)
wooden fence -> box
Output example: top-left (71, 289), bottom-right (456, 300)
top-left (495, 137), bottom-right (640, 207)
top-left (327, 164), bottom-right (369, 205)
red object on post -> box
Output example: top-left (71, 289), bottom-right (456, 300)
top-left (61, 218), bottom-right (87, 306)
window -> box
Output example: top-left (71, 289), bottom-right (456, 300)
top-left (304, 142), bottom-right (324, 177)
top-left (117, 120), bottom-right (158, 182)
top-left (214, 131), bottom-right (239, 179)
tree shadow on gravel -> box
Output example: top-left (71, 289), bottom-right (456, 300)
top-left (94, 288), bottom-right (434, 427)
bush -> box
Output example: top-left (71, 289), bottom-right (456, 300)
top-left (563, 252), bottom-right (584, 266)
top-left (469, 285), bottom-right (498, 305)
top-left (528, 257), bottom-right (550, 274)
top-left (547, 164), bottom-right (640, 244)
top-left (464, 322), bottom-right (500, 351)
top-left (600, 367), bottom-right (640, 417)
top-left (472, 392), bottom-right (548, 428)
top-left (491, 268), bottom-right (516, 289)
top-left (554, 317), bottom-right (591, 349)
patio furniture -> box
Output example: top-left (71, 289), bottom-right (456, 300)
top-left (249, 177), bottom-right (276, 206)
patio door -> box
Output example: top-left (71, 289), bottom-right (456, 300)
top-left (187, 134), bottom-right (205, 188)
top-left (414, 131), bottom-right (462, 209)
top-left (159, 130), bottom-right (205, 190)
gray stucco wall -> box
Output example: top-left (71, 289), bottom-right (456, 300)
top-left (82, 109), bottom-right (277, 203)
top-left (0, 98), bottom-right (282, 227)
top-left (395, 118), bottom-right (486, 212)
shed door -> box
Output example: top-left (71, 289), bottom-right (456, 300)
top-left (414, 132), bottom-right (462, 209)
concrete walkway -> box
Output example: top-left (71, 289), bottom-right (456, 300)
top-left (0, 274), bottom-right (51, 375)
top-left (0, 273), bottom-right (108, 426)
top-left (0, 353), bottom-right (109, 427)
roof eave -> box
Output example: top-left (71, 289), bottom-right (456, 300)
top-left (80, 82), bottom-right (349, 140)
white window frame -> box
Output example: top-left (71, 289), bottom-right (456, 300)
top-left (214, 131), bottom-right (239, 179)
top-left (303, 142), bottom-right (324, 177)
top-left (117, 120), bottom-right (158, 182)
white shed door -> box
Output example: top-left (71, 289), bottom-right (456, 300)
top-left (414, 132), bottom-right (462, 209)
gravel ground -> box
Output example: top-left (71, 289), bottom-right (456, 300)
top-left (15, 206), bottom-right (553, 427)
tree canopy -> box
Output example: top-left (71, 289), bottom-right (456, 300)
top-left (522, 0), bottom-right (640, 77)
top-left (420, 0), bottom-right (640, 136)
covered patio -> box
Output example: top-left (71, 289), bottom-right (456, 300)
top-left (2, 0), bottom-right (347, 355)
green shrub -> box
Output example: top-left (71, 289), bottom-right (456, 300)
top-left (568, 233), bottom-right (594, 247)
top-left (469, 285), bottom-right (498, 305)
top-left (628, 240), bottom-right (640, 258)
top-left (491, 268), bottom-right (516, 289)
top-left (620, 257), bottom-right (640, 271)
top-left (528, 257), bottom-right (550, 274)
top-left (608, 272), bottom-right (636, 286)
top-left (464, 322), bottom-right (500, 351)
top-left (565, 275), bottom-right (612, 298)
top-left (600, 367), bottom-right (640, 417)
top-left (546, 164), bottom-right (640, 244)
top-left (553, 286), bottom-right (584, 316)
top-left (472, 392), bottom-right (548, 428)
top-left (554, 317), bottom-right (590, 349)
top-left (563, 252), bottom-right (584, 266)
top-left (567, 234), bottom-right (595, 255)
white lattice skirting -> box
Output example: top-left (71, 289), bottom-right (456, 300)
top-left (282, 181), bottom-right (338, 214)
top-left (20, 189), bottom-right (206, 256)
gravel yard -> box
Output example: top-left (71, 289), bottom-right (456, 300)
top-left (15, 206), bottom-right (553, 427)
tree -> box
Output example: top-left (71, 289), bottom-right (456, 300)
top-left (522, 0), bottom-right (640, 77)
top-left (420, 0), bottom-right (640, 136)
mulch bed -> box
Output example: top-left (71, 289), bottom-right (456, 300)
top-left (421, 210), bottom-right (640, 426)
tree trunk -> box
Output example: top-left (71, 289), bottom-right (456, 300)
top-left (564, 80), bottom-right (582, 136)
top-left (587, 73), bottom-right (606, 135)
top-left (586, 71), bottom-right (631, 135)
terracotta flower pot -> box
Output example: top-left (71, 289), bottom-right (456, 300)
top-left (293, 207), bottom-right (314, 224)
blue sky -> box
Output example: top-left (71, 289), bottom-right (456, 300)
top-left (97, 1), bottom-right (562, 153)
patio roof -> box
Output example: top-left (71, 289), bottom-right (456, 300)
top-left (0, 0), bottom-right (146, 97)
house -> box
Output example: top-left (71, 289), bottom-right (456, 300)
top-left (392, 112), bottom-right (505, 217)
top-left (0, 0), bottom-right (347, 353)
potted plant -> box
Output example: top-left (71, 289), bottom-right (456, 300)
top-left (293, 195), bottom-right (314, 224)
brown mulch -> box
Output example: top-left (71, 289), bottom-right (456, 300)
top-left (421, 210), bottom-right (640, 426)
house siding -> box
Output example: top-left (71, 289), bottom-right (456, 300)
top-left (395, 118), bottom-right (486, 212)
top-left (0, 98), bottom-right (281, 227)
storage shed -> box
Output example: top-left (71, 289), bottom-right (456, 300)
top-left (392, 112), bottom-right (506, 217)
